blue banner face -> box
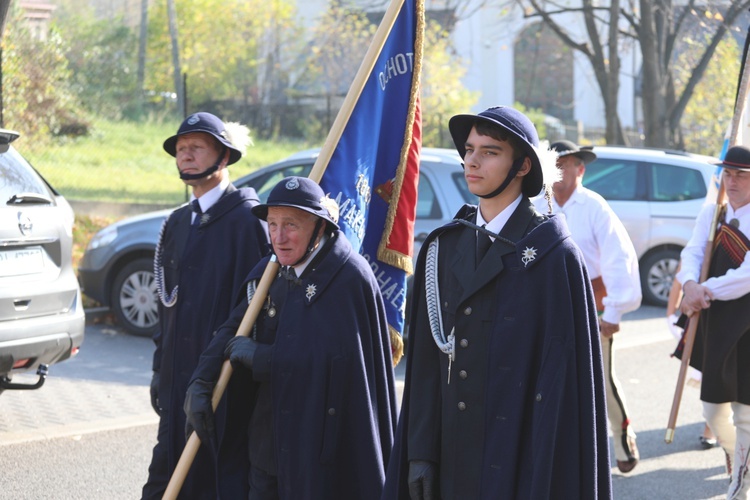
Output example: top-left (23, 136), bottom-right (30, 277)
top-left (319, 0), bottom-right (422, 339)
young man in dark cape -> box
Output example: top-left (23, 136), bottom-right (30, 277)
top-left (383, 106), bottom-right (612, 499)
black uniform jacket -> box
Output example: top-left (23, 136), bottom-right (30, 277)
top-left (146, 185), bottom-right (268, 499)
top-left (383, 199), bottom-right (612, 499)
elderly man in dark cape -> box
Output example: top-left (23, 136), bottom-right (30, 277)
top-left (185, 176), bottom-right (398, 499)
top-left (383, 107), bottom-right (611, 499)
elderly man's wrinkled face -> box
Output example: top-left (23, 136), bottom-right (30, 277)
top-left (552, 155), bottom-right (585, 194)
top-left (267, 206), bottom-right (320, 266)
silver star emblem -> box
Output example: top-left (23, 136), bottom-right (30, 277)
top-left (200, 213), bottom-right (211, 225)
top-left (305, 283), bottom-right (317, 301)
top-left (521, 246), bottom-right (537, 267)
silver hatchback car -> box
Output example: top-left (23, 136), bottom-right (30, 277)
top-left (78, 147), bottom-right (474, 337)
top-left (0, 130), bottom-right (85, 393)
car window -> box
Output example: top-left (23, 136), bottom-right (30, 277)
top-left (583, 159), bottom-right (640, 201)
top-left (243, 164), bottom-right (313, 203)
top-left (0, 148), bottom-right (51, 203)
top-left (416, 173), bottom-right (441, 219)
top-left (452, 172), bottom-right (478, 204)
top-left (648, 163), bottom-right (707, 201)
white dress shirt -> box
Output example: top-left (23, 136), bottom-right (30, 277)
top-left (533, 186), bottom-right (642, 324)
top-left (476, 194), bottom-right (523, 240)
top-left (190, 177), bottom-right (230, 224)
top-left (676, 202), bottom-right (750, 300)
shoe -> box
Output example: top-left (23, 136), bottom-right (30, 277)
top-left (617, 434), bottom-right (639, 473)
top-left (699, 436), bottom-right (718, 450)
top-left (616, 458), bottom-right (638, 473)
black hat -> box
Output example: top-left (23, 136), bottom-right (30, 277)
top-left (448, 106), bottom-right (543, 197)
top-left (252, 176), bottom-right (339, 230)
top-left (163, 112), bottom-right (243, 165)
top-left (716, 145), bottom-right (750, 172)
top-left (550, 140), bottom-right (597, 165)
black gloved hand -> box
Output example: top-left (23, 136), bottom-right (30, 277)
top-left (183, 378), bottom-right (216, 449)
top-left (149, 371), bottom-right (161, 416)
top-left (224, 336), bottom-right (258, 370)
top-left (408, 460), bottom-right (438, 500)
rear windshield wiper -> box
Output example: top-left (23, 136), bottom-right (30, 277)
top-left (7, 192), bottom-right (53, 205)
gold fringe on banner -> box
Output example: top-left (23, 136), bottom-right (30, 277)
top-left (377, 0), bottom-right (425, 279)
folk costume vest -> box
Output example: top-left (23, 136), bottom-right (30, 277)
top-left (691, 212), bottom-right (750, 404)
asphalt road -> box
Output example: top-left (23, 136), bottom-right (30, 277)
top-left (0, 306), bottom-right (734, 499)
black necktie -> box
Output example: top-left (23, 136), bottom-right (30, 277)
top-left (476, 225), bottom-right (492, 264)
top-left (191, 200), bottom-right (202, 228)
top-left (280, 266), bottom-right (301, 285)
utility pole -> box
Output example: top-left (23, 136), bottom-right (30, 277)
top-left (136, 0), bottom-right (148, 117)
top-left (0, 0), bottom-right (11, 127)
top-left (166, 0), bottom-right (185, 118)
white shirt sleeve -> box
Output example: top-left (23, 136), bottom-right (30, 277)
top-left (556, 188), bottom-right (642, 324)
top-left (677, 203), bottom-right (750, 300)
top-left (593, 203), bottom-right (642, 324)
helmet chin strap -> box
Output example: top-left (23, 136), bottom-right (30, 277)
top-left (178, 147), bottom-right (226, 181)
top-left (286, 218), bottom-right (325, 268)
top-left (477, 157), bottom-right (526, 199)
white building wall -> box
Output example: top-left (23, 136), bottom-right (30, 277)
top-left (291, 0), bottom-right (639, 130)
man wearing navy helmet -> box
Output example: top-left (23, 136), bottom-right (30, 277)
top-left (142, 112), bottom-right (269, 499)
top-left (533, 140), bottom-right (642, 474)
top-left (677, 145), bottom-right (750, 498)
top-left (184, 176), bottom-right (397, 499)
top-left (384, 107), bottom-right (611, 499)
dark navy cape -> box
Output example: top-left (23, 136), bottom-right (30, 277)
top-left (383, 199), bottom-right (612, 500)
top-left (143, 185), bottom-right (269, 500)
top-left (191, 231), bottom-right (398, 499)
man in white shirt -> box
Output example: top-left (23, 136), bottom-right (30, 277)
top-left (677, 145), bottom-right (750, 499)
top-left (533, 140), bottom-right (642, 474)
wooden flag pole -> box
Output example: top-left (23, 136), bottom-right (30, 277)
top-left (162, 256), bottom-right (279, 499)
top-left (664, 41), bottom-right (750, 444)
top-left (162, 0), bottom-right (407, 497)
top-left (308, 0), bottom-right (406, 183)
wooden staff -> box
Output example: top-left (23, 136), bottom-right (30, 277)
top-left (664, 187), bottom-right (723, 444)
top-left (162, 0), bottom-right (408, 497)
top-left (664, 40), bottom-right (750, 443)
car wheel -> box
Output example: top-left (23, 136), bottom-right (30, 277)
top-left (111, 258), bottom-right (159, 338)
top-left (639, 248), bottom-right (681, 307)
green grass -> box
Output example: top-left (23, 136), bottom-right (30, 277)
top-left (23, 119), bottom-right (312, 205)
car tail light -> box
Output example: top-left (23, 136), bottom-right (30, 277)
top-left (12, 358), bottom-right (31, 369)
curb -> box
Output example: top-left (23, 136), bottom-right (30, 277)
top-left (84, 306), bottom-right (111, 326)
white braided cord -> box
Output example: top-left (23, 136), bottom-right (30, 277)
top-left (246, 280), bottom-right (258, 340)
top-left (154, 213), bottom-right (178, 308)
top-left (425, 238), bottom-right (455, 360)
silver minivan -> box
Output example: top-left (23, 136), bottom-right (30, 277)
top-left (584, 146), bottom-right (717, 306)
top-left (0, 130), bottom-right (85, 394)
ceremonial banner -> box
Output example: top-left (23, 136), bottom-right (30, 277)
top-left (318, 0), bottom-right (424, 361)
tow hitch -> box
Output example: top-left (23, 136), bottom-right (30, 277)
top-left (0, 364), bottom-right (49, 391)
